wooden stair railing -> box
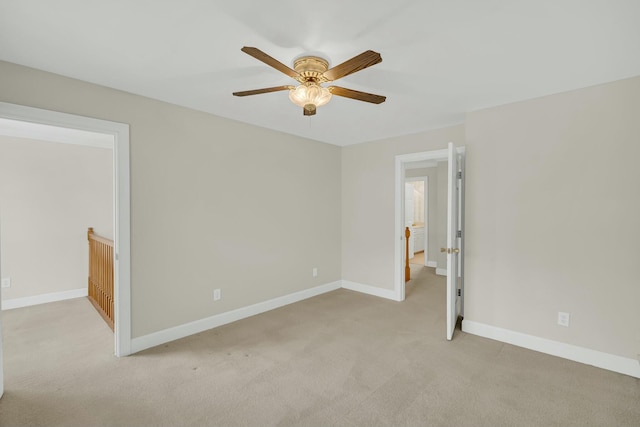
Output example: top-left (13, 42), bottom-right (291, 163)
top-left (405, 226), bottom-right (411, 282)
top-left (87, 227), bottom-right (114, 331)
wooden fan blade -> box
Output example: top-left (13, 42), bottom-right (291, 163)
top-left (233, 85), bottom-right (294, 97)
top-left (323, 50), bottom-right (382, 81)
top-left (241, 47), bottom-right (300, 79)
top-left (328, 86), bottom-right (386, 104)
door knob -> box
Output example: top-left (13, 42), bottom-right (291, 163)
top-left (441, 248), bottom-right (460, 254)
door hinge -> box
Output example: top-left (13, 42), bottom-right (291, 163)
top-left (457, 230), bottom-right (462, 238)
top-left (457, 289), bottom-right (461, 297)
top-left (457, 171), bottom-right (462, 179)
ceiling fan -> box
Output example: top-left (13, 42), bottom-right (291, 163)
top-left (232, 47), bottom-right (386, 116)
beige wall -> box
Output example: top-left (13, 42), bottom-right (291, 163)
top-left (0, 136), bottom-right (112, 300)
top-left (2, 59), bottom-right (637, 361)
top-left (341, 126), bottom-right (466, 289)
top-left (0, 61), bottom-right (342, 338)
top-left (464, 76), bottom-right (640, 359)
top-left (343, 75), bottom-right (640, 360)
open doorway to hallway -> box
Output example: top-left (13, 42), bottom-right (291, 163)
top-left (395, 144), bottom-right (465, 340)
top-left (403, 159), bottom-right (448, 285)
top-left (0, 102), bottom-right (131, 395)
top-left (0, 101), bottom-right (131, 398)
top-left (404, 176), bottom-right (428, 283)
top-left (0, 102), bottom-right (131, 358)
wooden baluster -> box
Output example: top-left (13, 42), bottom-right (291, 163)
top-left (108, 245), bottom-right (113, 320)
top-left (88, 228), bottom-right (93, 300)
top-left (99, 242), bottom-right (103, 311)
top-left (100, 242), bottom-right (103, 316)
top-left (405, 226), bottom-right (411, 282)
top-left (87, 227), bottom-right (115, 331)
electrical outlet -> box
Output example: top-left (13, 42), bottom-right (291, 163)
top-left (213, 289), bottom-right (221, 301)
top-left (1, 277), bottom-right (10, 288)
top-left (558, 312), bottom-right (570, 327)
top-left (312, 267), bottom-right (318, 278)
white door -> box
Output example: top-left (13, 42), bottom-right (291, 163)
top-left (446, 142), bottom-right (460, 340)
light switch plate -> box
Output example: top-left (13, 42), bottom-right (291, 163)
top-left (1, 277), bottom-right (10, 288)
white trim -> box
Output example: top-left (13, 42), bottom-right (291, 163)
top-left (394, 155), bottom-right (405, 301)
top-left (436, 268), bottom-right (447, 276)
top-left (341, 280), bottom-right (399, 301)
top-left (112, 114), bottom-right (131, 357)
top-left (2, 288), bottom-right (87, 310)
top-left (0, 102), bottom-right (131, 357)
top-left (131, 281), bottom-right (342, 354)
top-left (427, 261), bottom-right (438, 268)
top-left (462, 320), bottom-right (640, 379)
top-left (0, 117), bottom-right (113, 148)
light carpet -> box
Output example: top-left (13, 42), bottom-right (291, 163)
top-left (1, 267), bottom-right (638, 426)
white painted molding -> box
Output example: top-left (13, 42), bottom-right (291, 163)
top-left (342, 280), bottom-right (400, 301)
top-left (131, 281), bottom-right (342, 354)
top-left (2, 288), bottom-right (87, 310)
top-left (436, 268), bottom-right (447, 276)
top-left (426, 261), bottom-right (438, 268)
top-left (0, 117), bottom-right (113, 148)
top-left (462, 320), bottom-right (640, 379)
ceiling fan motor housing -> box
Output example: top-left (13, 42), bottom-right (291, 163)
top-left (293, 56), bottom-right (330, 82)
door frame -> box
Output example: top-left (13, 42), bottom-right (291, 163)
top-left (0, 102), bottom-right (131, 357)
top-left (394, 146), bottom-right (465, 303)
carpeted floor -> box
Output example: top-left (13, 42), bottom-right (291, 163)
top-left (1, 267), bottom-right (639, 426)
top-left (409, 251), bottom-right (425, 266)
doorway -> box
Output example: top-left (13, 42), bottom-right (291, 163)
top-left (0, 102), bottom-right (131, 366)
top-left (394, 143), bottom-right (465, 339)
top-left (404, 176), bottom-right (428, 268)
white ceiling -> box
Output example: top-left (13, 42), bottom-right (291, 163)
top-left (1, 0), bottom-right (639, 146)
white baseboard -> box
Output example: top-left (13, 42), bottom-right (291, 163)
top-left (1, 288), bottom-right (88, 310)
top-left (436, 268), bottom-right (447, 276)
top-left (131, 281), bottom-right (342, 354)
top-left (426, 261), bottom-right (437, 268)
top-left (462, 320), bottom-right (640, 379)
top-left (341, 280), bottom-right (399, 301)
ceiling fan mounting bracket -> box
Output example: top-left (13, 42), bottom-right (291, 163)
top-left (293, 56), bottom-right (329, 82)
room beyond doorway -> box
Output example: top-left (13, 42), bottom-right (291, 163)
top-left (0, 102), bottom-right (131, 357)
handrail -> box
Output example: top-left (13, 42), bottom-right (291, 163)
top-left (87, 227), bottom-right (114, 331)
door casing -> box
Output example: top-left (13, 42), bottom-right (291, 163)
top-left (394, 146), bottom-right (465, 310)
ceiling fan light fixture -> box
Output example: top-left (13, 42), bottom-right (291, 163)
top-left (288, 82), bottom-right (332, 111)
top-left (233, 47), bottom-right (385, 116)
